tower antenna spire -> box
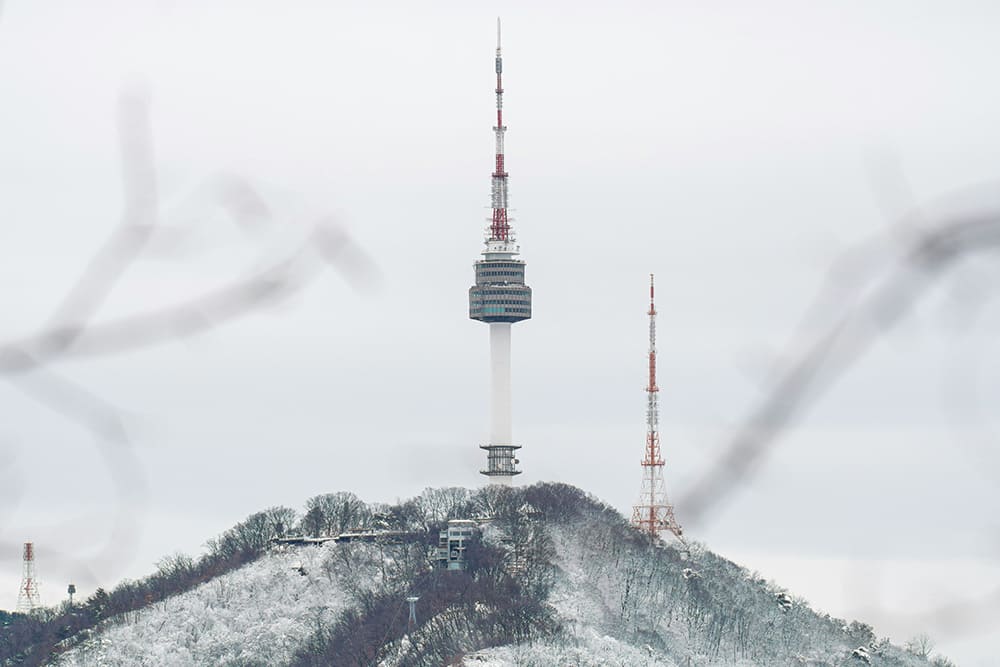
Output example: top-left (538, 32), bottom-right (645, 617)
top-left (469, 20), bottom-right (532, 485)
top-left (632, 274), bottom-right (684, 540)
top-left (489, 16), bottom-right (510, 242)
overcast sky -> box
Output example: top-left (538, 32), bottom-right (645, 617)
top-left (2, 1), bottom-right (1000, 664)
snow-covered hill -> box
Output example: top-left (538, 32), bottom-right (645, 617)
top-left (46, 484), bottom-right (944, 667)
top-left (54, 545), bottom-right (346, 666)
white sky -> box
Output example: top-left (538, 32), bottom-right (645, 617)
top-left (2, 1), bottom-right (1000, 664)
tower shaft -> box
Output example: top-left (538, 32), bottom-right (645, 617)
top-left (632, 275), bottom-right (683, 539)
top-left (490, 322), bottom-right (512, 446)
top-left (17, 542), bottom-right (40, 613)
top-left (470, 19), bottom-right (531, 484)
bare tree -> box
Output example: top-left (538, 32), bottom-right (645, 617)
top-left (905, 633), bottom-right (934, 659)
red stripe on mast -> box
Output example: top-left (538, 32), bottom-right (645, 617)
top-left (490, 18), bottom-right (510, 241)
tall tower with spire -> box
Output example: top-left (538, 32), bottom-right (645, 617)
top-left (469, 19), bottom-right (532, 485)
top-left (632, 275), bottom-right (683, 539)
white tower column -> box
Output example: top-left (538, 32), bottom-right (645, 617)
top-left (489, 323), bottom-right (513, 485)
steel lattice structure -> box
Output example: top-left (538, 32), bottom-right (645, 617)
top-left (16, 542), bottom-right (41, 613)
top-left (632, 275), bottom-right (683, 540)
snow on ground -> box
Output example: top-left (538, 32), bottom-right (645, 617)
top-left (460, 525), bottom-right (681, 667)
top-left (54, 543), bottom-right (346, 667)
top-left (48, 514), bottom-right (932, 666)
top-left (546, 526), bottom-right (686, 659)
top-left (545, 526), bottom-right (618, 630)
top-left (463, 628), bottom-right (680, 667)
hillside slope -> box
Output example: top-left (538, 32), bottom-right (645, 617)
top-left (46, 484), bottom-right (942, 667)
top-left (54, 546), bottom-right (347, 665)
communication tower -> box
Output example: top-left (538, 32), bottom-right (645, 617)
top-left (631, 275), bottom-right (683, 540)
top-left (469, 18), bottom-right (532, 484)
top-left (16, 542), bottom-right (41, 612)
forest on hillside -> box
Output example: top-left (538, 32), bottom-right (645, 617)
top-left (2, 483), bottom-right (952, 667)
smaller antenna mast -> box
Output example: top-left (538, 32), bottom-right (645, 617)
top-left (631, 275), bottom-right (683, 541)
top-left (17, 542), bottom-right (41, 612)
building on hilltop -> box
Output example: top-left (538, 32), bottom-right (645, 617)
top-left (433, 519), bottom-right (477, 570)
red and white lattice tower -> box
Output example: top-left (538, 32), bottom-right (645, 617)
top-left (631, 275), bottom-right (683, 540)
top-left (16, 542), bottom-right (41, 612)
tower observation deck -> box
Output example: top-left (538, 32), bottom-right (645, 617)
top-left (469, 19), bottom-right (532, 484)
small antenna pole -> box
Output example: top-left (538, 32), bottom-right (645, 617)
top-left (406, 596), bottom-right (419, 632)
